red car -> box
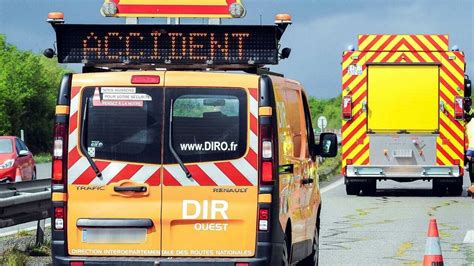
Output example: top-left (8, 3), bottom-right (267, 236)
top-left (0, 136), bottom-right (36, 182)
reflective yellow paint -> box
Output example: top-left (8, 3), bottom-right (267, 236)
top-left (52, 192), bottom-right (67, 202)
top-left (368, 65), bottom-right (439, 133)
top-left (259, 106), bottom-right (272, 116)
top-left (258, 193), bottom-right (272, 203)
top-left (55, 105), bottom-right (70, 115)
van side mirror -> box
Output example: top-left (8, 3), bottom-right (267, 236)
top-left (314, 133), bottom-right (338, 158)
top-left (465, 76), bottom-right (471, 98)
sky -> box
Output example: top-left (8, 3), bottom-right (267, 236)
top-left (0, 0), bottom-right (473, 98)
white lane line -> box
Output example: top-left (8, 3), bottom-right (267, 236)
top-left (321, 178), bottom-right (344, 194)
top-left (0, 223), bottom-right (51, 238)
top-left (464, 230), bottom-right (474, 243)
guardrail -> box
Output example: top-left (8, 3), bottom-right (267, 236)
top-left (0, 179), bottom-right (51, 229)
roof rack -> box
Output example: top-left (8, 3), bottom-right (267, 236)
top-left (82, 64), bottom-right (284, 77)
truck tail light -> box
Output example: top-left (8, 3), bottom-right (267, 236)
top-left (259, 124), bottom-right (274, 184)
top-left (54, 207), bottom-right (65, 230)
top-left (258, 208), bottom-right (269, 231)
top-left (455, 96), bottom-right (463, 119)
top-left (52, 123), bottom-right (67, 183)
top-left (343, 96), bottom-right (352, 120)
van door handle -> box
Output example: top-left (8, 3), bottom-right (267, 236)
top-left (302, 178), bottom-right (314, 185)
top-left (114, 186), bottom-right (147, 193)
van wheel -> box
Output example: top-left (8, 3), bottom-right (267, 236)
top-left (346, 183), bottom-right (359, 195)
top-left (281, 237), bottom-right (289, 266)
top-left (297, 224), bottom-right (319, 265)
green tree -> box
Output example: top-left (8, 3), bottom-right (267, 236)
top-left (0, 35), bottom-right (68, 153)
top-left (308, 95), bottom-right (342, 130)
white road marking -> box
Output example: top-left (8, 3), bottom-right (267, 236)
top-left (464, 230), bottom-right (474, 243)
top-left (321, 178), bottom-right (344, 194)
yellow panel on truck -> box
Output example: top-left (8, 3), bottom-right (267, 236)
top-left (368, 65), bottom-right (439, 133)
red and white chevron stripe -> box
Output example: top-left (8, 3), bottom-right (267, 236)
top-left (67, 87), bottom-right (259, 187)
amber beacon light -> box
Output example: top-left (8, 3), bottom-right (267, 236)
top-left (47, 12), bottom-right (65, 23)
top-left (274, 13), bottom-right (292, 24)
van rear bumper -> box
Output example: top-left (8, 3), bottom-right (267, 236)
top-left (346, 165), bottom-right (460, 178)
top-left (52, 241), bottom-right (283, 265)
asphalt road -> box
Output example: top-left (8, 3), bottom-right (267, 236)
top-left (2, 162), bottom-right (473, 266)
top-left (319, 174), bottom-right (474, 265)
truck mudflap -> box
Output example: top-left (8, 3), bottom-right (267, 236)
top-left (346, 165), bottom-right (460, 178)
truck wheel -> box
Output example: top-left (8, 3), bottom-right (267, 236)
top-left (432, 179), bottom-right (446, 196)
top-left (447, 179), bottom-right (463, 196)
top-left (346, 183), bottom-right (360, 195)
top-left (363, 180), bottom-right (376, 196)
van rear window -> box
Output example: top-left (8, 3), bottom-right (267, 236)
top-left (167, 88), bottom-right (247, 163)
top-left (79, 87), bottom-right (247, 164)
top-left (81, 87), bottom-right (163, 164)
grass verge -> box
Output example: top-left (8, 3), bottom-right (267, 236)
top-left (26, 241), bottom-right (51, 257)
top-left (33, 153), bottom-right (51, 164)
top-left (1, 246), bottom-right (28, 266)
top-left (318, 150), bottom-right (342, 182)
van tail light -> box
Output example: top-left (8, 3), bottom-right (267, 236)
top-left (259, 124), bottom-right (274, 184)
top-left (258, 208), bottom-right (269, 231)
top-left (343, 96), bottom-right (352, 120)
top-left (52, 123), bottom-right (67, 184)
top-left (454, 96), bottom-right (463, 119)
top-left (131, 75), bottom-right (160, 84)
top-left (54, 207), bottom-right (65, 230)
top-left (70, 262), bottom-right (84, 266)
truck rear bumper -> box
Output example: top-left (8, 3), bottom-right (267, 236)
top-left (346, 165), bottom-right (460, 178)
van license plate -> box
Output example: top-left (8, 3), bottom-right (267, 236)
top-left (82, 228), bottom-right (147, 244)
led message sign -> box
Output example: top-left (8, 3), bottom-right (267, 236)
top-left (53, 24), bottom-right (278, 65)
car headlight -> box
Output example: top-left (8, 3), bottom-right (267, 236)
top-left (0, 159), bottom-right (15, 169)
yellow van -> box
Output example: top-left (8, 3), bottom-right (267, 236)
top-left (48, 14), bottom-right (337, 266)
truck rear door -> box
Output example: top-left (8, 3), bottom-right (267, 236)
top-left (161, 72), bottom-right (259, 257)
top-left (368, 65), bottom-right (439, 133)
top-left (66, 75), bottom-right (164, 257)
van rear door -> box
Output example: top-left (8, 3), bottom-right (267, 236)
top-left (161, 72), bottom-right (260, 257)
top-left (66, 74), bottom-right (164, 257)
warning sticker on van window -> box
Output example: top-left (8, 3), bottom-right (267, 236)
top-left (94, 100), bottom-right (144, 107)
top-left (101, 87), bottom-right (136, 94)
top-left (87, 147), bottom-right (95, 157)
top-left (92, 87), bottom-right (145, 107)
top-left (102, 93), bottom-right (152, 101)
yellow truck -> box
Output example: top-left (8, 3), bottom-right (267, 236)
top-left (341, 34), bottom-right (471, 196)
top-left (47, 13), bottom-right (337, 265)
